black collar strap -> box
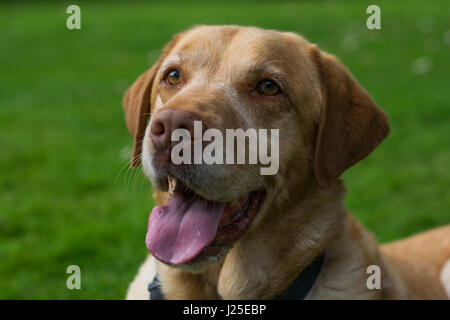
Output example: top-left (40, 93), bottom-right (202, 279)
top-left (275, 253), bottom-right (324, 300)
top-left (148, 253), bottom-right (325, 300)
top-left (147, 276), bottom-right (165, 300)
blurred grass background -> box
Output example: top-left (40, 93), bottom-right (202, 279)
top-left (0, 0), bottom-right (449, 299)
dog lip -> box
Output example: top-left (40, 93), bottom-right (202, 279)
top-left (158, 168), bottom-right (225, 202)
top-left (195, 189), bottom-right (266, 262)
top-left (216, 190), bottom-right (265, 236)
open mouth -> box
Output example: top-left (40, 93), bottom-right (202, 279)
top-left (145, 175), bottom-right (265, 266)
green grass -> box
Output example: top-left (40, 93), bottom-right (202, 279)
top-left (0, 0), bottom-right (449, 299)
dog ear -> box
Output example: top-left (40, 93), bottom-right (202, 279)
top-left (309, 45), bottom-right (390, 188)
top-left (123, 64), bottom-right (161, 167)
top-left (123, 34), bottom-right (183, 167)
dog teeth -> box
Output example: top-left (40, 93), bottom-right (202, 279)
top-left (168, 176), bottom-right (177, 194)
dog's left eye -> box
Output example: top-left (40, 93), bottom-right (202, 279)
top-left (257, 80), bottom-right (281, 96)
top-left (166, 69), bottom-right (181, 85)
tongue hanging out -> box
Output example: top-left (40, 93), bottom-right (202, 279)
top-left (146, 186), bottom-right (226, 265)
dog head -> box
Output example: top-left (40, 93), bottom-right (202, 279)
top-left (123, 25), bottom-right (389, 271)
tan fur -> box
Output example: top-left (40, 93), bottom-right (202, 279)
top-left (124, 25), bottom-right (450, 300)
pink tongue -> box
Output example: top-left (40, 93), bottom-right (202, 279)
top-left (146, 191), bottom-right (226, 265)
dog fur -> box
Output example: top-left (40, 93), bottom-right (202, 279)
top-left (123, 25), bottom-right (450, 300)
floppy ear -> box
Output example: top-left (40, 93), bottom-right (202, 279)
top-left (123, 33), bottom-right (184, 167)
top-left (123, 65), bottom-right (159, 167)
top-left (309, 45), bottom-right (390, 189)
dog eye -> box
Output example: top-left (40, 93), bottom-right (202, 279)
top-left (166, 69), bottom-right (181, 85)
top-left (257, 80), bottom-right (280, 96)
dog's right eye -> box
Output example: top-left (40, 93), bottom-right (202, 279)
top-left (257, 79), bottom-right (281, 96)
top-left (166, 69), bottom-right (181, 85)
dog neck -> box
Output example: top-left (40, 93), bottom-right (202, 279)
top-left (155, 181), bottom-right (384, 299)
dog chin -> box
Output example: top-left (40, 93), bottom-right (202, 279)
top-left (169, 248), bottom-right (229, 274)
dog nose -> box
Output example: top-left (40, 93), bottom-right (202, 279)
top-left (150, 109), bottom-right (204, 150)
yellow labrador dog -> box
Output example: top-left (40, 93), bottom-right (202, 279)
top-left (123, 25), bottom-right (450, 299)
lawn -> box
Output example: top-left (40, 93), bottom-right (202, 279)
top-left (0, 0), bottom-right (449, 299)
